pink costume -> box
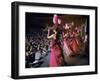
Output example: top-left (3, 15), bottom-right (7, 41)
top-left (49, 39), bottom-right (63, 67)
top-left (63, 31), bottom-right (73, 56)
top-left (69, 28), bottom-right (81, 55)
top-left (49, 14), bottom-right (63, 67)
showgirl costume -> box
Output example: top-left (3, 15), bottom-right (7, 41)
top-left (69, 27), bottom-right (81, 55)
top-left (49, 14), bottom-right (63, 67)
top-left (49, 32), bottom-right (63, 67)
top-left (63, 30), bottom-right (73, 56)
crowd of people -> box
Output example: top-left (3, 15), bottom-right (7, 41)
top-left (25, 32), bottom-right (50, 68)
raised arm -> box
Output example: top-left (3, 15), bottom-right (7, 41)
top-left (47, 28), bottom-right (54, 39)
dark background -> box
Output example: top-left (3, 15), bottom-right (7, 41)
top-left (25, 12), bottom-right (89, 34)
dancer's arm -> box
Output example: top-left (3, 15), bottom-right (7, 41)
top-left (47, 29), bottom-right (54, 39)
top-left (47, 34), bottom-right (54, 39)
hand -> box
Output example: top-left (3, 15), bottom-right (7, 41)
top-left (48, 28), bottom-right (50, 32)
